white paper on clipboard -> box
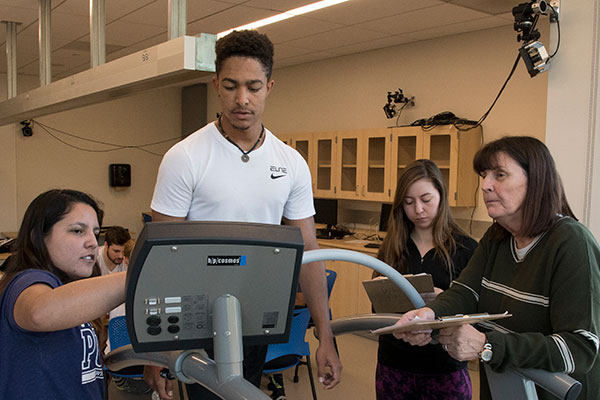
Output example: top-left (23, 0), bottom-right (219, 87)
top-left (371, 312), bottom-right (512, 335)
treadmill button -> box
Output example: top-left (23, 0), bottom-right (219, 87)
top-left (147, 326), bottom-right (162, 336)
top-left (164, 297), bottom-right (182, 304)
top-left (146, 316), bottom-right (161, 326)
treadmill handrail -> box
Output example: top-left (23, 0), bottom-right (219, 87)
top-left (104, 344), bottom-right (176, 371)
top-left (302, 248), bottom-right (426, 309)
top-left (106, 248), bottom-right (581, 400)
top-left (104, 342), bottom-right (271, 400)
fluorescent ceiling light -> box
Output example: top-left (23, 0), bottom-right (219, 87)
top-left (217, 0), bottom-right (349, 38)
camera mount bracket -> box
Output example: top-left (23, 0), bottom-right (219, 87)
top-left (383, 89), bottom-right (415, 119)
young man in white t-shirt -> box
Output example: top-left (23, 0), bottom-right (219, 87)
top-left (146, 30), bottom-right (342, 400)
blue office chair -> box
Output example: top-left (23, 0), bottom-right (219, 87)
top-left (106, 316), bottom-right (151, 394)
top-left (141, 212), bottom-right (152, 224)
top-left (263, 307), bottom-right (317, 400)
top-left (325, 269), bottom-right (337, 300)
top-left (325, 269), bottom-right (338, 355)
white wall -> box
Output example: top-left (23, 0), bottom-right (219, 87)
top-left (546, 0), bottom-right (600, 238)
top-left (0, 74), bottom-right (38, 234)
top-left (0, 84), bottom-right (183, 236)
top-left (0, 123), bottom-right (17, 232)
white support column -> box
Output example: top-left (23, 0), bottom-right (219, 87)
top-left (168, 0), bottom-right (186, 40)
top-left (2, 21), bottom-right (20, 99)
top-left (90, 0), bottom-right (106, 67)
top-left (38, 0), bottom-right (51, 85)
top-left (545, 0), bottom-right (600, 238)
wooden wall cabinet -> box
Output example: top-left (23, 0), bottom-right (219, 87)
top-left (279, 132), bottom-right (338, 198)
top-left (314, 132), bottom-right (338, 198)
top-left (277, 134), bottom-right (293, 146)
top-left (336, 128), bottom-right (391, 201)
top-left (390, 125), bottom-right (482, 207)
top-left (281, 124), bottom-right (481, 206)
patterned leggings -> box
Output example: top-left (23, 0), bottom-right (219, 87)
top-left (375, 362), bottom-right (472, 400)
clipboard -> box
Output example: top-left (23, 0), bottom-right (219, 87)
top-left (362, 274), bottom-right (434, 313)
top-left (371, 312), bottom-right (512, 335)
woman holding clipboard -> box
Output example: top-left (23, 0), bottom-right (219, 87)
top-left (374, 159), bottom-right (477, 399)
top-left (393, 137), bottom-right (600, 400)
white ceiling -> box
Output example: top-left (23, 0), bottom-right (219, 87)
top-left (0, 0), bottom-right (518, 81)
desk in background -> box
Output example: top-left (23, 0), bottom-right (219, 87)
top-left (0, 232), bottom-right (17, 270)
top-left (317, 236), bottom-right (380, 318)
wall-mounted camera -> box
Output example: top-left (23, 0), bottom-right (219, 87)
top-left (519, 41), bottom-right (549, 77)
top-left (20, 120), bottom-right (33, 136)
top-left (512, 0), bottom-right (559, 77)
top-left (383, 89), bottom-right (415, 119)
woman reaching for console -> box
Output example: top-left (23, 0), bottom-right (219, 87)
top-left (393, 137), bottom-right (600, 399)
top-left (375, 159), bottom-right (478, 399)
top-left (0, 189), bottom-right (126, 399)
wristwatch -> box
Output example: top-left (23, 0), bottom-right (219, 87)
top-left (480, 342), bottom-right (493, 362)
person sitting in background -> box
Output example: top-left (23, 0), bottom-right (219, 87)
top-left (393, 136), bottom-right (600, 400)
top-left (106, 237), bottom-right (152, 395)
top-left (96, 226), bottom-right (131, 347)
top-left (374, 159), bottom-right (477, 399)
top-left (97, 226), bottom-right (130, 275)
top-left (123, 238), bottom-right (136, 266)
top-left (0, 189), bottom-right (126, 399)
top-left (107, 238), bottom-right (135, 322)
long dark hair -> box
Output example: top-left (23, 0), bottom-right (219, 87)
top-left (0, 189), bottom-right (104, 294)
top-left (473, 136), bottom-right (575, 239)
top-left (377, 159), bottom-right (466, 278)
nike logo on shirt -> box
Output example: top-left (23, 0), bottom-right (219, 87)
top-left (271, 174), bottom-right (286, 179)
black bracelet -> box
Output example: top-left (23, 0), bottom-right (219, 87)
top-left (159, 368), bottom-right (175, 380)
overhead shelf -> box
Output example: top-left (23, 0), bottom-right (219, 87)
top-left (0, 34), bottom-right (216, 126)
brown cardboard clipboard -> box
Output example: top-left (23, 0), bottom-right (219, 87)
top-left (371, 312), bottom-right (512, 335)
top-left (362, 274), bottom-right (434, 313)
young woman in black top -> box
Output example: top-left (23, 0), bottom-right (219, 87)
top-left (375, 159), bottom-right (477, 399)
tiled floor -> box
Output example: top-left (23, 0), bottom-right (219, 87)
top-left (108, 333), bottom-right (479, 400)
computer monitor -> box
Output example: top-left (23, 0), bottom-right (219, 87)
top-left (379, 203), bottom-right (393, 232)
top-left (313, 198), bottom-right (338, 239)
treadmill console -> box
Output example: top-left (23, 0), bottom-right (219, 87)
top-left (125, 221), bottom-right (304, 352)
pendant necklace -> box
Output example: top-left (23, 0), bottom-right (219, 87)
top-left (218, 117), bottom-right (264, 163)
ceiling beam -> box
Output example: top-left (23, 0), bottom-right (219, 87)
top-left (0, 34), bottom-right (216, 126)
